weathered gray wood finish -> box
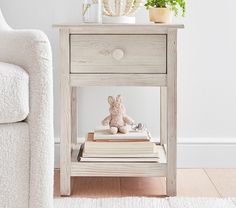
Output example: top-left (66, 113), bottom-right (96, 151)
top-left (71, 35), bottom-right (166, 74)
top-left (60, 28), bottom-right (71, 196)
top-left (57, 24), bottom-right (183, 196)
top-left (166, 29), bottom-right (178, 196)
top-left (70, 74), bottom-right (167, 87)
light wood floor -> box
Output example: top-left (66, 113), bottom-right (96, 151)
top-left (54, 169), bottom-right (236, 198)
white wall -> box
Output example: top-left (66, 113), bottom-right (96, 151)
top-left (1, 0), bottom-right (236, 143)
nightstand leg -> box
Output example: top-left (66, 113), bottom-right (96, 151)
top-left (71, 87), bottom-right (77, 144)
top-left (60, 28), bottom-right (71, 196)
top-left (160, 87), bottom-right (167, 146)
top-left (166, 29), bottom-right (177, 196)
top-left (166, 81), bottom-right (177, 196)
top-left (60, 85), bottom-right (72, 195)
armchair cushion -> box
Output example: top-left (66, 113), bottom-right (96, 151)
top-left (0, 62), bottom-right (29, 123)
top-left (0, 122), bottom-right (29, 208)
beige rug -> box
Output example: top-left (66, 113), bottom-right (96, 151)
top-left (54, 197), bottom-right (236, 208)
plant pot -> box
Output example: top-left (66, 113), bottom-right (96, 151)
top-left (149, 7), bottom-right (172, 23)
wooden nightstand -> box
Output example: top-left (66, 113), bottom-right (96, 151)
top-left (55, 24), bottom-right (183, 196)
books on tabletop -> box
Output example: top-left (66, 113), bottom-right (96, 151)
top-left (78, 131), bottom-right (159, 161)
top-left (93, 129), bottom-right (149, 142)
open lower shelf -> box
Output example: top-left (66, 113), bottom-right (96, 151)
top-left (70, 143), bottom-right (167, 177)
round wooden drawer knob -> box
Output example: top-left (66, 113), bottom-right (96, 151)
top-left (112, 49), bottom-right (125, 60)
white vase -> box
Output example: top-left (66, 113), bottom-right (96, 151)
top-left (102, 0), bottom-right (144, 24)
top-left (102, 16), bottom-right (135, 24)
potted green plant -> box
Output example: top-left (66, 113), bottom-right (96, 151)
top-left (145, 0), bottom-right (186, 23)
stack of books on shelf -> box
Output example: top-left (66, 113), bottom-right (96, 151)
top-left (77, 129), bottom-right (159, 162)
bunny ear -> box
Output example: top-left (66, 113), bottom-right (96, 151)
top-left (116, 95), bottom-right (122, 103)
top-left (108, 96), bottom-right (115, 105)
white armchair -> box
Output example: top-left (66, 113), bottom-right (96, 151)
top-left (0, 9), bottom-right (54, 208)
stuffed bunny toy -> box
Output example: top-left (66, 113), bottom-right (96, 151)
top-left (102, 95), bottom-right (134, 134)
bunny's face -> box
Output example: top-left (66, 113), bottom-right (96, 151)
top-left (108, 95), bottom-right (125, 116)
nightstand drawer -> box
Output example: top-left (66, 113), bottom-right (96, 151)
top-left (70, 35), bottom-right (166, 74)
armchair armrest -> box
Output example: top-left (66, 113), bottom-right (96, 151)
top-left (0, 29), bottom-right (54, 208)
